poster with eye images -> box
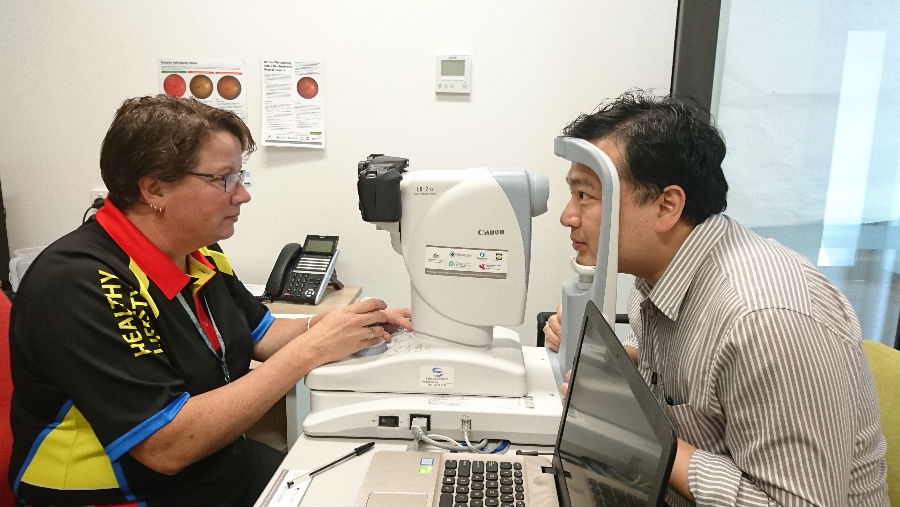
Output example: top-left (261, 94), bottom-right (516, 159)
top-left (260, 58), bottom-right (325, 149)
top-left (159, 59), bottom-right (248, 121)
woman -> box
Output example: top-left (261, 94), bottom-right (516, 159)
top-left (8, 95), bottom-right (411, 506)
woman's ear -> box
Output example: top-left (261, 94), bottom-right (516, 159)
top-left (655, 185), bottom-right (686, 233)
top-left (137, 175), bottom-right (165, 211)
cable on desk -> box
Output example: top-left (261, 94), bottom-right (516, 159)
top-left (409, 418), bottom-right (509, 454)
top-left (410, 425), bottom-right (484, 451)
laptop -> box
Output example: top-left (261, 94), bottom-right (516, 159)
top-left (355, 300), bottom-right (677, 507)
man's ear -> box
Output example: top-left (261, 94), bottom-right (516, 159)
top-left (655, 185), bottom-right (686, 233)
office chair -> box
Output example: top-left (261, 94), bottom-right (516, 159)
top-left (0, 290), bottom-right (15, 506)
top-left (8, 246), bottom-right (44, 293)
top-left (863, 339), bottom-right (900, 506)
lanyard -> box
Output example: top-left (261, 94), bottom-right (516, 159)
top-left (176, 292), bottom-right (231, 383)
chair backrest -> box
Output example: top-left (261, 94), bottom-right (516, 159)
top-left (0, 290), bottom-right (15, 506)
top-left (8, 246), bottom-right (45, 292)
top-left (863, 339), bottom-right (900, 507)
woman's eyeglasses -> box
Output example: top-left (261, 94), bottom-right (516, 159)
top-left (187, 170), bottom-right (246, 193)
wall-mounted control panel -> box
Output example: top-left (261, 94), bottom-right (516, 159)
top-left (435, 55), bottom-right (471, 94)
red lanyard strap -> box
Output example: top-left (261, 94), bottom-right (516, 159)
top-left (176, 292), bottom-right (231, 383)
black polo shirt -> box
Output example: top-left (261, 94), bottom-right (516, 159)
top-left (9, 201), bottom-right (280, 506)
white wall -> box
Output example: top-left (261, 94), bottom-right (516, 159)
top-left (1, 0), bottom-right (676, 343)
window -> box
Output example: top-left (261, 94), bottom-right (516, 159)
top-left (674, 0), bottom-right (900, 347)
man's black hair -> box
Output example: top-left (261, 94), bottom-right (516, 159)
top-left (563, 90), bottom-right (728, 225)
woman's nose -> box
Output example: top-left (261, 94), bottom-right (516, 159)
top-left (232, 180), bottom-right (251, 204)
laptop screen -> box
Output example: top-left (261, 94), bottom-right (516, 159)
top-left (552, 300), bottom-right (676, 507)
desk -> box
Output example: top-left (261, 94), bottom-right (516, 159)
top-left (254, 435), bottom-right (554, 507)
top-left (246, 286), bottom-right (362, 451)
top-left (265, 286), bottom-right (362, 316)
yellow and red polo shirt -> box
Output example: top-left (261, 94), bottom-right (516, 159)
top-left (9, 200), bottom-right (276, 506)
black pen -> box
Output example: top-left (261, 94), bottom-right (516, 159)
top-left (309, 441), bottom-right (375, 478)
top-left (285, 441), bottom-right (376, 489)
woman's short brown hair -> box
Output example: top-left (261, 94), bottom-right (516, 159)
top-left (100, 94), bottom-right (255, 210)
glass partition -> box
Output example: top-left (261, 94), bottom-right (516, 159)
top-left (707, 0), bottom-right (899, 346)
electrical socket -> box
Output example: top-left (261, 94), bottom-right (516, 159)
top-left (90, 189), bottom-right (108, 204)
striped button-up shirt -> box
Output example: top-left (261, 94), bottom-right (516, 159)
top-left (624, 214), bottom-right (888, 507)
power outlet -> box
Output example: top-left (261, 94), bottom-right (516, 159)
top-left (90, 189), bottom-right (108, 205)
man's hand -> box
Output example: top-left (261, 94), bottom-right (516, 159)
top-left (670, 438), bottom-right (697, 502)
top-left (560, 368), bottom-right (572, 402)
top-left (544, 304), bottom-right (562, 352)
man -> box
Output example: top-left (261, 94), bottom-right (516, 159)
top-left (546, 91), bottom-right (888, 506)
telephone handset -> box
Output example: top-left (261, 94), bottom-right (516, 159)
top-left (263, 235), bottom-right (342, 304)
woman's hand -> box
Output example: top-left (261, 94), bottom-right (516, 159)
top-left (379, 306), bottom-right (413, 337)
top-left (303, 298), bottom-right (392, 364)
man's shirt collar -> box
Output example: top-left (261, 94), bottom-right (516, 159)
top-left (637, 214), bottom-right (728, 321)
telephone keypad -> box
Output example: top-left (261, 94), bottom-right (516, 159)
top-left (281, 255), bottom-right (330, 302)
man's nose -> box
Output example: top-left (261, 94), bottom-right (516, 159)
top-left (560, 200), bottom-right (578, 227)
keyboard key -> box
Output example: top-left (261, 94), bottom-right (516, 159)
top-left (439, 493), bottom-right (453, 507)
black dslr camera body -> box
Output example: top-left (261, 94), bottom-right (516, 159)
top-left (357, 154), bottom-right (409, 223)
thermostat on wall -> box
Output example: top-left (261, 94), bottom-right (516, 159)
top-left (435, 55), bottom-right (471, 94)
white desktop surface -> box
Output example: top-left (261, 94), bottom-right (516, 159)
top-left (255, 435), bottom-right (554, 507)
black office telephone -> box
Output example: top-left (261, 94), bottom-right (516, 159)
top-left (263, 235), bottom-right (343, 304)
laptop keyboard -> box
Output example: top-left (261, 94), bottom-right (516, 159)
top-left (439, 459), bottom-right (526, 507)
top-left (588, 478), bottom-right (642, 506)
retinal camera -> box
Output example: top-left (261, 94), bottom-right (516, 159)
top-left (357, 154), bottom-right (409, 223)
